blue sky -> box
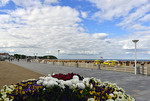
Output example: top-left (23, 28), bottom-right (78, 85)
top-left (0, 0), bottom-right (150, 59)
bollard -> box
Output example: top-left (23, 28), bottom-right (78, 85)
top-left (76, 62), bottom-right (79, 68)
top-left (98, 64), bottom-right (100, 70)
top-left (141, 62), bottom-right (144, 75)
top-left (142, 65), bottom-right (144, 75)
top-left (136, 66), bottom-right (140, 74)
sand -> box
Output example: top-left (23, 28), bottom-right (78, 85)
top-left (0, 61), bottom-right (45, 89)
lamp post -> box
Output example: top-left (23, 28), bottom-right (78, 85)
top-left (132, 40), bottom-right (139, 75)
top-left (34, 53), bottom-right (38, 60)
top-left (58, 50), bottom-right (60, 65)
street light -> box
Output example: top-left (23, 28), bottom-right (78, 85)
top-left (34, 53), bottom-right (38, 60)
top-left (58, 50), bottom-right (60, 65)
top-left (132, 40), bottom-right (139, 75)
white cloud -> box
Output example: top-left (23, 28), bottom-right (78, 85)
top-left (1, 5), bottom-right (110, 56)
top-left (88, 0), bottom-right (150, 32)
top-left (1, 0), bottom-right (150, 59)
top-left (92, 33), bottom-right (108, 40)
top-left (12, 0), bottom-right (42, 7)
top-left (118, 3), bottom-right (150, 30)
top-left (81, 11), bottom-right (87, 18)
top-left (0, 0), bottom-right (9, 7)
top-left (88, 0), bottom-right (148, 20)
top-left (44, 0), bottom-right (58, 4)
top-left (139, 14), bottom-right (150, 22)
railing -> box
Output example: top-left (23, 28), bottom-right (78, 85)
top-left (31, 59), bottom-right (150, 76)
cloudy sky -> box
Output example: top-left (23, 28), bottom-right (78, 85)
top-left (0, 0), bottom-right (150, 59)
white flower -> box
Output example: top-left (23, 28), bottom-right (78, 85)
top-left (87, 98), bottom-right (94, 101)
top-left (113, 91), bottom-right (118, 95)
top-left (46, 80), bottom-right (58, 87)
top-left (39, 77), bottom-right (45, 80)
top-left (109, 93), bottom-right (114, 97)
top-left (115, 98), bottom-right (122, 101)
top-left (71, 78), bottom-right (79, 84)
top-left (72, 84), bottom-right (77, 88)
top-left (73, 75), bottom-right (79, 80)
top-left (9, 85), bottom-right (15, 89)
top-left (2, 94), bottom-right (7, 99)
top-left (90, 84), bottom-right (93, 89)
top-left (48, 74), bottom-right (51, 77)
top-left (1, 89), bottom-right (4, 94)
top-left (6, 88), bottom-right (13, 94)
top-left (83, 78), bottom-right (90, 86)
top-left (42, 81), bottom-right (48, 86)
top-left (37, 80), bottom-right (43, 85)
top-left (57, 80), bottom-right (64, 84)
top-left (3, 98), bottom-right (10, 101)
top-left (44, 77), bottom-right (52, 81)
top-left (106, 99), bottom-right (114, 101)
top-left (76, 83), bottom-right (85, 89)
top-left (64, 80), bottom-right (72, 87)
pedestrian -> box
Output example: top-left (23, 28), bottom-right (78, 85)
top-left (18, 58), bottom-right (19, 62)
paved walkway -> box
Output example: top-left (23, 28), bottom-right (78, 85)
top-left (10, 60), bottom-right (150, 101)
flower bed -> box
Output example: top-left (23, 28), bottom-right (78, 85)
top-left (0, 73), bottom-right (135, 101)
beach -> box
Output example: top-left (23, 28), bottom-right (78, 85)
top-left (0, 61), bottom-right (45, 89)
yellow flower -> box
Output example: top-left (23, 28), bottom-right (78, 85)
top-left (19, 86), bottom-right (22, 90)
top-left (40, 86), bottom-right (43, 89)
top-left (90, 91), bottom-right (95, 95)
top-left (22, 91), bottom-right (25, 94)
top-left (29, 89), bottom-right (32, 93)
top-left (80, 90), bottom-right (83, 94)
top-left (94, 96), bottom-right (96, 100)
top-left (11, 96), bottom-right (14, 99)
top-left (102, 91), bottom-right (104, 94)
top-left (96, 92), bottom-right (100, 95)
top-left (114, 94), bottom-right (117, 98)
top-left (92, 87), bottom-right (96, 91)
top-left (90, 91), bottom-right (94, 95)
top-left (108, 95), bottom-right (111, 99)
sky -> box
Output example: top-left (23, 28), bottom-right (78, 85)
top-left (0, 0), bottom-right (150, 59)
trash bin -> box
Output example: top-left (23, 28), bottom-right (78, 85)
top-left (136, 66), bottom-right (140, 74)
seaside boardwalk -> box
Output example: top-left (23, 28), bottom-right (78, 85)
top-left (0, 60), bottom-right (150, 100)
top-left (9, 60), bottom-right (150, 101)
top-left (0, 61), bottom-right (45, 89)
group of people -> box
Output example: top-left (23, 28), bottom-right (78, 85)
top-left (9, 57), bottom-right (31, 63)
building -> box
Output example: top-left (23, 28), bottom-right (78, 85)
top-left (0, 53), bottom-right (10, 59)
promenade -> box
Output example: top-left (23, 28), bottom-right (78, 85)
top-left (9, 60), bottom-right (150, 101)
